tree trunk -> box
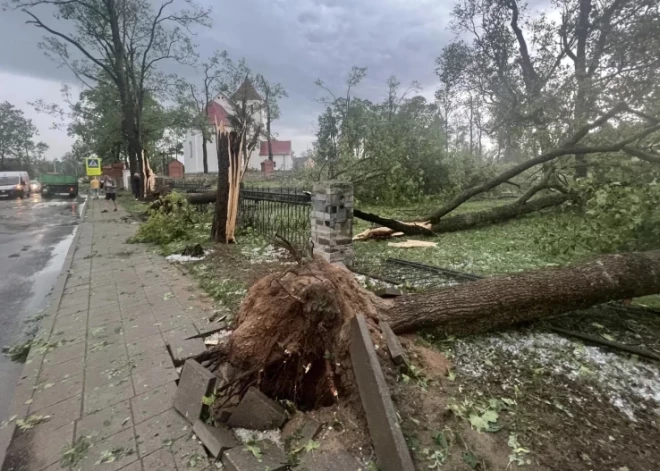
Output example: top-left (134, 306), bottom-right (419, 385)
top-left (384, 250), bottom-right (660, 336)
top-left (266, 87), bottom-right (273, 162)
top-left (202, 132), bottom-right (209, 174)
top-left (354, 192), bottom-right (570, 236)
top-left (212, 131), bottom-right (230, 243)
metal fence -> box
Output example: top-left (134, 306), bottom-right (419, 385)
top-left (238, 186), bottom-right (312, 248)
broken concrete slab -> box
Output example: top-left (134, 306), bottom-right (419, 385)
top-left (174, 359), bottom-right (217, 423)
top-left (381, 322), bottom-right (409, 368)
top-left (214, 406), bottom-right (234, 424)
top-left (222, 440), bottom-right (288, 471)
top-left (295, 449), bottom-right (364, 471)
top-left (168, 337), bottom-right (206, 366)
top-left (282, 413), bottom-right (322, 451)
top-left (227, 387), bottom-right (287, 431)
top-left (350, 314), bottom-right (415, 471)
top-left (374, 286), bottom-right (403, 298)
top-left (193, 419), bottom-right (238, 458)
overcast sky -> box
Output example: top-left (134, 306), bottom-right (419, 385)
top-left (0, 0), bottom-right (456, 160)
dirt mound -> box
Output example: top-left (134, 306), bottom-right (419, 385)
top-left (226, 257), bottom-right (383, 409)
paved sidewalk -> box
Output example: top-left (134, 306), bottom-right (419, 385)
top-left (1, 198), bottom-right (217, 471)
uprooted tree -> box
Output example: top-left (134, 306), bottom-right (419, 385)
top-left (200, 248), bottom-right (660, 409)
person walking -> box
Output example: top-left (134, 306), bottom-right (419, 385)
top-left (103, 175), bottom-right (117, 212)
top-left (90, 177), bottom-right (100, 199)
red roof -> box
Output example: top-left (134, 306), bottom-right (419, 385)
top-left (206, 101), bottom-right (230, 126)
top-left (259, 140), bottom-right (292, 156)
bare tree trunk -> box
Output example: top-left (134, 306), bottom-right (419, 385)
top-left (212, 132), bottom-right (230, 243)
top-left (385, 250), bottom-right (660, 335)
top-left (202, 133), bottom-right (209, 174)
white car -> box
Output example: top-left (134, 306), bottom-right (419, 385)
top-left (0, 171), bottom-right (31, 199)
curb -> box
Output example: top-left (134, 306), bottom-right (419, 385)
top-left (0, 199), bottom-right (88, 468)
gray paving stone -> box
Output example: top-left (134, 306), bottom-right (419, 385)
top-left (170, 434), bottom-right (212, 471)
top-left (1, 421), bottom-right (74, 471)
top-left (135, 409), bottom-right (190, 457)
top-left (84, 375), bottom-right (134, 414)
top-left (42, 341), bottom-right (85, 367)
top-left (141, 447), bottom-right (178, 470)
top-left (132, 364), bottom-right (178, 395)
top-left (30, 375), bottom-right (83, 412)
top-left (192, 420), bottom-right (238, 458)
top-left (88, 308), bottom-right (123, 329)
top-left (122, 315), bottom-right (160, 343)
top-left (76, 428), bottom-right (138, 471)
top-left (167, 336), bottom-right (205, 366)
top-left (116, 459), bottom-right (144, 471)
top-left (131, 381), bottom-right (177, 425)
top-left (349, 314), bottom-right (414, 471)
top-left (282, 413), bottom-right (322, 451)
top-left (49, 327), bottom-right (87, 346)
top-left (126, 332), bottom-right (165, 357)
top-left (222, 440), bottom-right (288, 471)
top-left (173, 360), bottom-right (216, 423)
top-left (38, 356), bottom-right (84, 383)
top-left (29, 394), bottom-right (81, 432)
top-left (381, 322), bottom-right (409, 368)
top-left (76, 400), bottom-right (134, 441)
top-left (85, 359), bottom-right (134, 390)
top-left (227, 387), bottom-right (287, 431)
top-left (130, 346), bottom-right (172, 373)
top-left (295, 449), bottom-right (364, 471)
top-left (86, 343), bottom-right (128, 371)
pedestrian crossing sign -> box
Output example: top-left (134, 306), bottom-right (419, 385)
top-left (85, 157), bottom-right (102, 176)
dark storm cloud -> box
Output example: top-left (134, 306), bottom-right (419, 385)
top-left (0, 0), bottom-right (455, 152)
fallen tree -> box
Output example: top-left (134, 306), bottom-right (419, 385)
top-left (355, 192), bottom-right (571, 237)
top-left (354, 103), bottom-right (660, 236)
top-left (207, 249), bottom-right (660, 408)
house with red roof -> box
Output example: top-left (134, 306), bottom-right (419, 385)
top-left (259, 140), bottom-right (293, 170)
top-left (183, 79), bottom-right (292, 173)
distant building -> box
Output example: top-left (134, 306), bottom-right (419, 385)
top-left (167, 160), bottom-right (184, 178)
top-left (259, 140), bottom-right (293, 171)
top-left (183, 79), bottom-right (294, 174)
top-left (293, 155), bottom-right (316, 170)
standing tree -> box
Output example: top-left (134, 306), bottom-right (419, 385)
top-left (10, 0), bottom-right (211, 196)
top-left (255, 75), bottom-right (287, 162)
top-left (0, 102), bottom-right (37, 170)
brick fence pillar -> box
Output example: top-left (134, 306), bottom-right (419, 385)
top-left (311, 181), bottom-right (354, 266)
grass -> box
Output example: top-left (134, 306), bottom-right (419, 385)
top-left (354, 202), bottom-right (589, 276)
top-left (116, 191), bottom-right (148, 215)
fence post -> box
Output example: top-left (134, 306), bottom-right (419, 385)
top-left (311, 181), bottom-right (354, 266)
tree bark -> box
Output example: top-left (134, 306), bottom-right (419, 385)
top-left (384, 250), bottom-right (660, 336)
top-left (212, 132), bottom-right (230, 243)
top-left (202, 131), bottom-right (209, 174)
top-left (431, 193), bottom-right (570, 233)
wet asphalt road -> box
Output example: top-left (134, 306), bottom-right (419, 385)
top-left (0, 194), bottom-right (85, 423)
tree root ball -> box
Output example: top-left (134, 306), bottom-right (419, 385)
top-left (226, 258), bottom-right (382, 409)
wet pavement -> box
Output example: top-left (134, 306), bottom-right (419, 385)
top-left (0, 194), bottom-right (85, 424)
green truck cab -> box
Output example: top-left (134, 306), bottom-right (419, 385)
top-left (40, 174), bottom-right (79, 198)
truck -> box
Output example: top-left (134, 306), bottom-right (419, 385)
top-left (40, 174), bottom-right (79, 198)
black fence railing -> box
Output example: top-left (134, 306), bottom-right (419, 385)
top-left (238, 186), bottom-right (312, 249)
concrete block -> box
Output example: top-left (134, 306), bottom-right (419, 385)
top-left (295, 450), bottom-right (363, 471)
top-left (193, 419), bottom-right (238, 458)
top-left (349, 314), bottom-right (415, 471)
top-left (168, 336), bottom-right (206, 366)
top-left (380, 322), bottom-right (409, 368)
top-left (227, 387), bottom-right (287, 430)
top-left (174, 359), bottom-right (217, 423)
top-left (374, 287), bottom-right (403, 298)
top-left (282, 413), bottom-right (322, 451)
top-left (222, 440), bottom-right (288, 471)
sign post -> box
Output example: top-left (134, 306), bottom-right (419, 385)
top-left (85, 157), bottom-right (102, 176)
